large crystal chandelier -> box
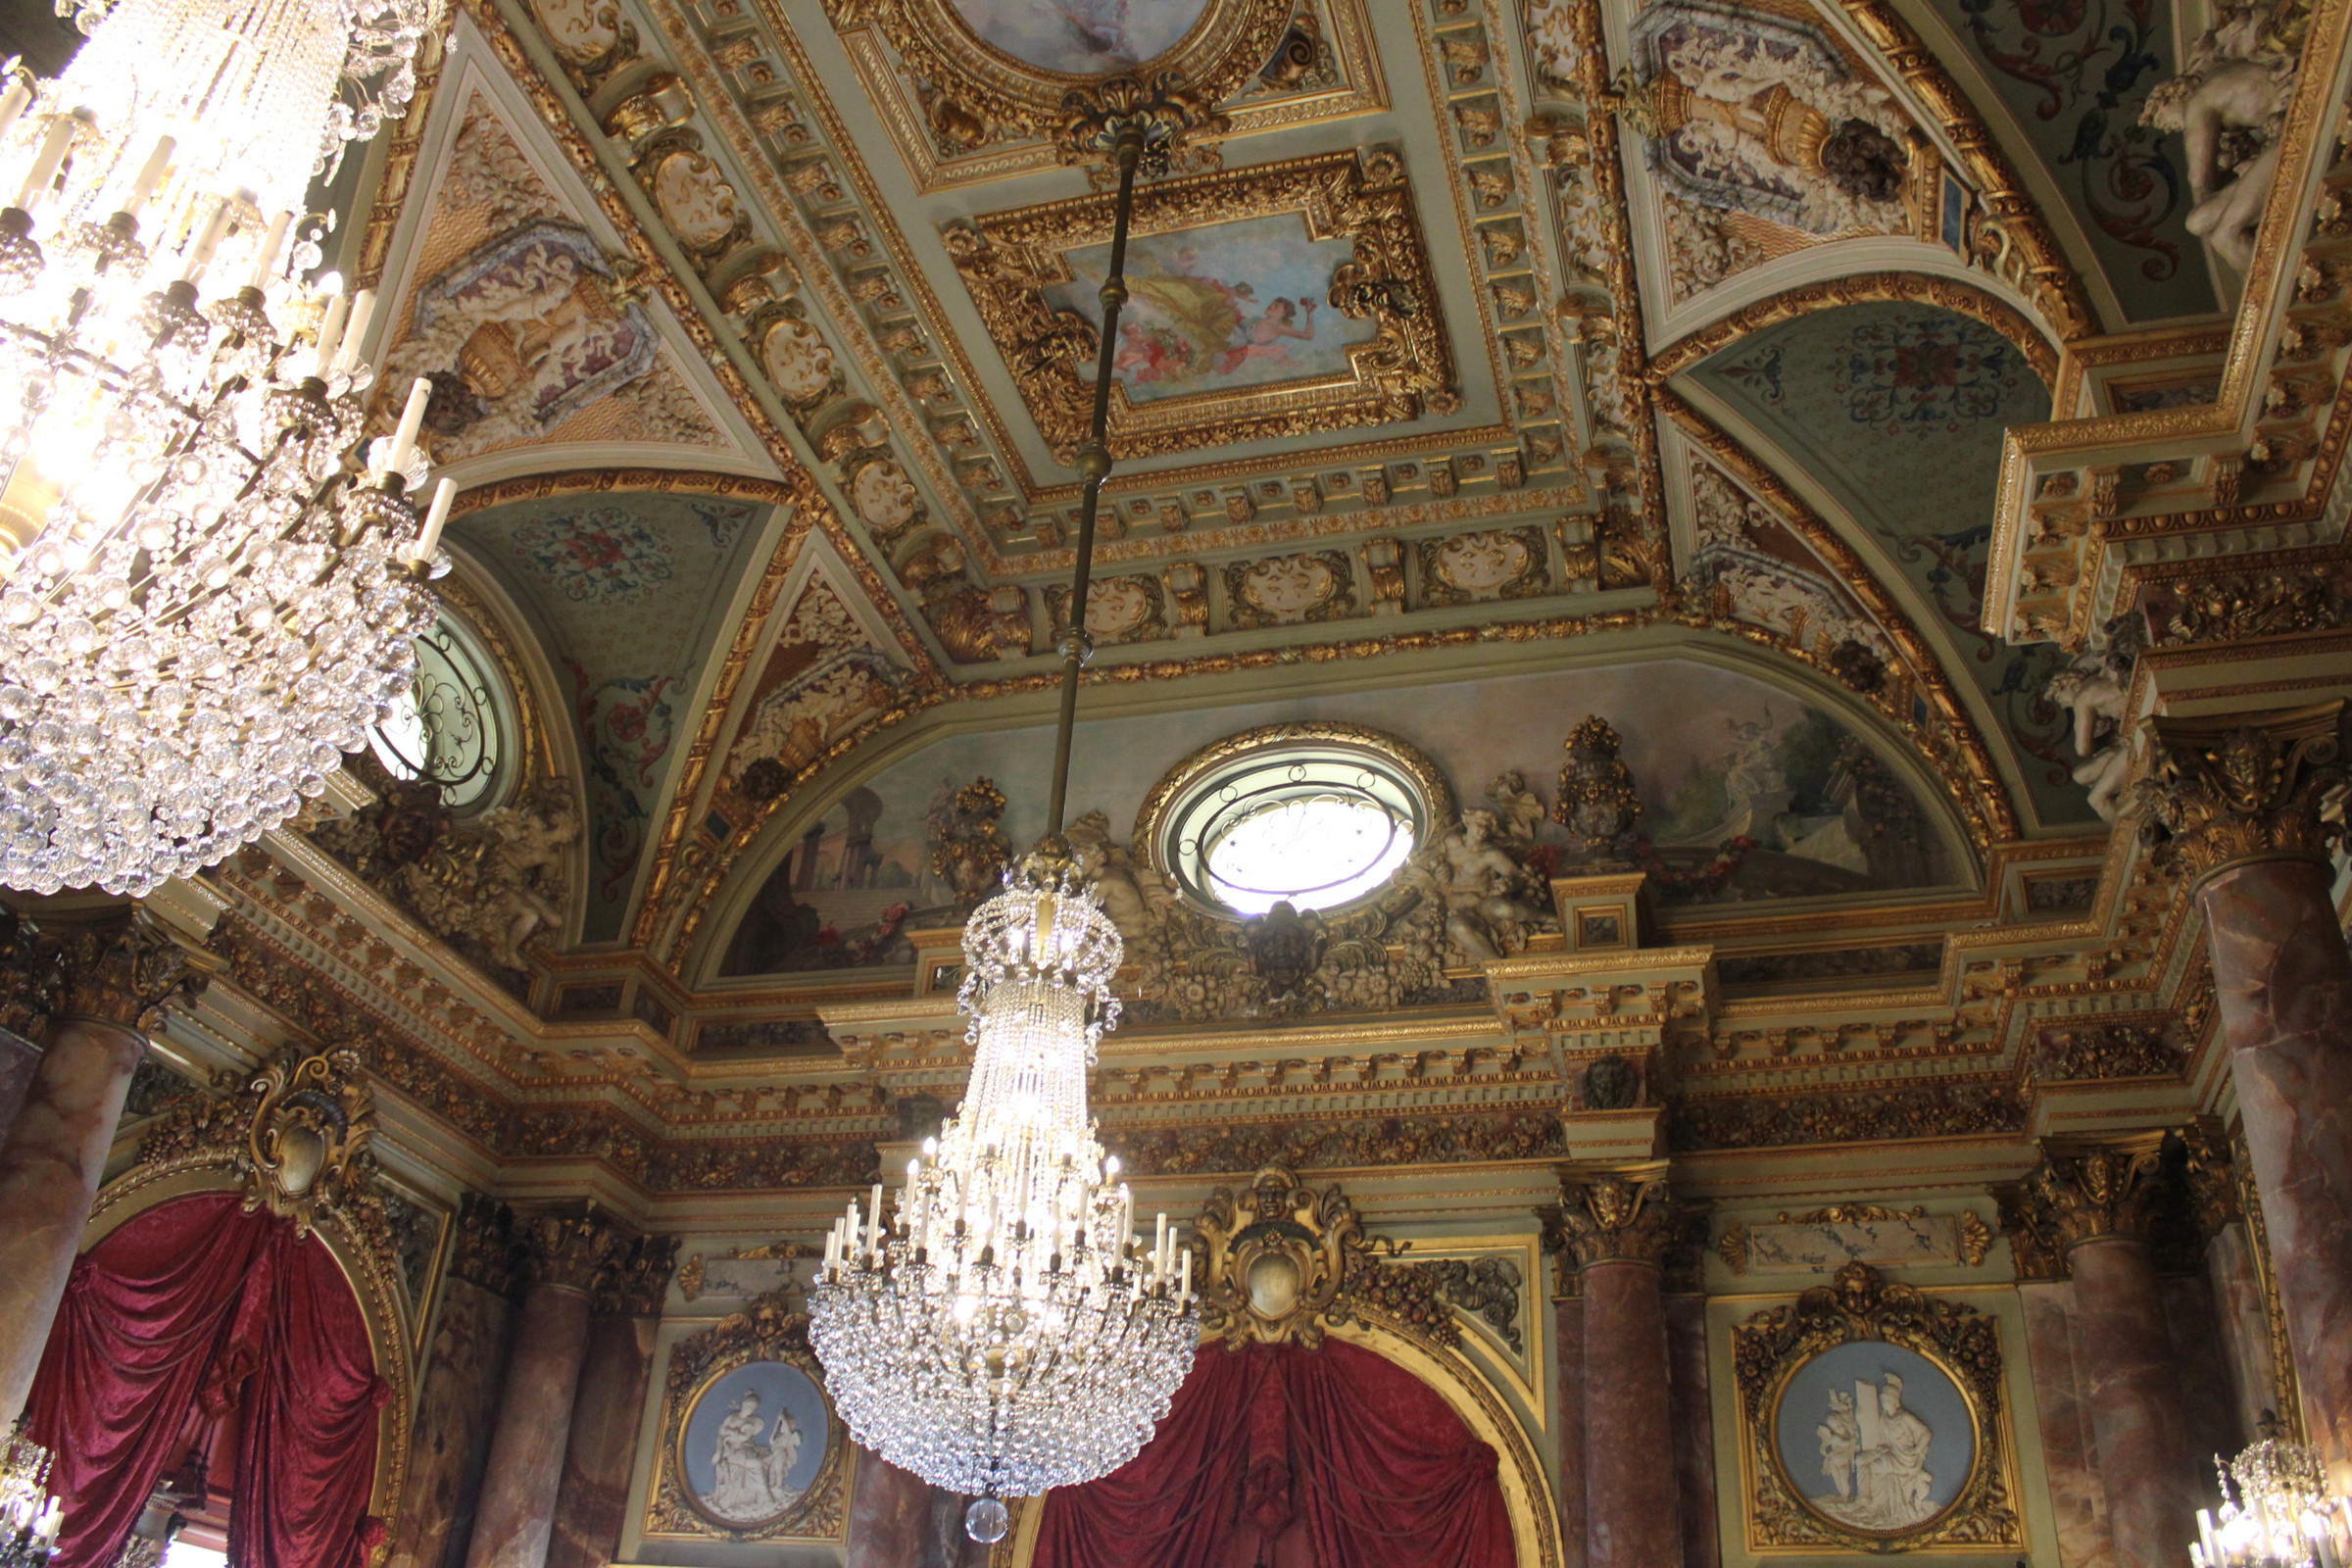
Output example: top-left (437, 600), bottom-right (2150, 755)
top-left (2193, 1419), bottom-right (2352, 1568)
top-left (0, 0), bottom-right (453, 897)
top-left (809, 121), bottom-right (1199, 1544)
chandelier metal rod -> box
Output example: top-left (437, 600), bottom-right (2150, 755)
top-left (1044, 122), bottom-right (1146, 840)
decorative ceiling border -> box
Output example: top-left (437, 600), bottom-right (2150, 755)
top-left (1644, 271), bottom-right (2061, 388)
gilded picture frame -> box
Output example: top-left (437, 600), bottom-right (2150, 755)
top-left (1732, 1263), bottom-right (2024, 1553)
top-left (644, 1295), bottom-right (850, 1543)
top-left (947, 148), bottom-right (1457, 462)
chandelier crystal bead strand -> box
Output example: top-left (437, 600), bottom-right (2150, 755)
top-left (809, 117), bottom-right (1200, 1545)
top-left (0, 0), bottom-right (449, 895)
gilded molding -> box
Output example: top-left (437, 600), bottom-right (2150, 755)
top-left (1645, 272), bottom-right (2060, 387)
top-left (2132, 700), bottom-right (2348, 884)
top-left (947, 149), bottom-right (1458, 461)
top-left (1829, 0), bottom-right (2098, 341)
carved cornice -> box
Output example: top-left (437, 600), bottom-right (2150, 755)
top-left (2031, 1132), bottom-right (2170, 1249)
top-left (2132, 701), bottom-right (2348, 884)
top-left (1546, 1159), bottom-right (1682, 1268)
top-left (1647, 272), bottom-right (2061, 387)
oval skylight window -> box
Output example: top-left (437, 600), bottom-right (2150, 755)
top-left (1144, 726), bottom-right (1446, 919)
top-left (368, 614), bottom-right (510, 812)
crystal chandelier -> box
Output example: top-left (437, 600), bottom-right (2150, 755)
top-left (2193, 1419), bottom-right (2352, 1568)
top-left (809, 120), bottom-right (1200, 1545)
top-left (0, 0), bottom-right (453, 897)
top-left (0, 1425), bottom-right (60, 1566)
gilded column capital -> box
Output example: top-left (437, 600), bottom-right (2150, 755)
top-left (2180, 1122), bottom-right (2243, 1240)
top-left (595, 1233), bottom-right (679, 1317)
top-left (448, 1193), bottom-right (524, 1298)
top-left (2132, 701), bottom-right (2348, 886)
top-left (1548, 1158), bottom-right (1682, 1268)
top-left (0, 906), bottom-right (218, 1039)
top-left (523, 1205), bottom-right (627, 1295)
top-left (2032, 1133), bottom-right (2171, 1250)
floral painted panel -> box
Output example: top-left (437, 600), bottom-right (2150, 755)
top-left (457, 493), bottom-right (769, 939)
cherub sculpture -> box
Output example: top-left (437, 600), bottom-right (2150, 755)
top-left (2140, 0), bottom-right (2307, 270)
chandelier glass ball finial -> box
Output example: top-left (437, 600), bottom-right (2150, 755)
top-left (0, 0), bottom-right (453, 895)
top-left (809, 851), bottom-right (1200, 1529)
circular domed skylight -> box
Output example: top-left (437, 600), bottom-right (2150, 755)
top-left (1141, 725), bottom-right (1446, 918)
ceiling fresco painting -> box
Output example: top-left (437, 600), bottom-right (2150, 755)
top-left (455, 492), bottom-right (780, 941)
top-left (1683, 300), bottom-right (2088, 820)
top-left (716, 656), bottom-right (1967, 983)
top-left (372, 72), bottom-right (752, 477)
top-left (1922, 0), bottom-right (2218, 320)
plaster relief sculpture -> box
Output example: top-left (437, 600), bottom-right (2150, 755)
top-left (2140, 0), bottom-right (2310, 270)
top-left (391, 786), bottom-right (583, 970)
top-left (1626, 0), bottom-right (1914, 250)
top-left (2040, 616), bottom-right (2144, 821)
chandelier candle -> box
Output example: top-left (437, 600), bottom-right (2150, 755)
top-left (0, 0), bottom-right (444, 896)
top-left (809, 118), bottom-right (1201, 1544)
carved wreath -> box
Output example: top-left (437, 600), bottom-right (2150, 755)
top-left (645, 1293), bottom-right (850, 1543)
top-left (1731, 1262), bottom-right (2020, 1553)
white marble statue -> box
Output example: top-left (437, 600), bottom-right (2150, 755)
top-left (2141, 0), bottom-right (2304, 270)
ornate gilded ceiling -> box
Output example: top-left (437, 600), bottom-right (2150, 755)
top-left (77, 0), bottom-right (2346, 1191)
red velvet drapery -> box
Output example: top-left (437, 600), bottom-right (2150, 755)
top-left (24, 1192), bottom-right (384, 1568)
top-left (1033, 1338), bottom-right (1517, 1568)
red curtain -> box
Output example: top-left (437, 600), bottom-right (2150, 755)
top-left (23, 1193), bottom-right (384, 1568)
top-left (1033, 1339), bottom-right (1516, 1568)
top-left (230, 1221), bottom-right (386, 1568)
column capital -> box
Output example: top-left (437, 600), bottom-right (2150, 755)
top-left (1547, 1158), bottom-right (1683, 1268)
top-left (522, 1206), bottom-right (626, 1295)
top-left (448, 1193), bottom-right (524, 1299)
top-left (0, 906), bottom-right (217, 1039)
top-left (2032, 1132), bottom-right (2171, 1250)
top-left (2133, 700), bottom-right (2348, 886)
top-left (594, 1233), bottom-right (679, 1317)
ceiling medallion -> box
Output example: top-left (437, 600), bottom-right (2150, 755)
top-left (833, 0), bottom-right (1292, 159)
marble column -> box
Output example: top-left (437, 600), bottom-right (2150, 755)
top-left (1665, 1295), bottom-right (1720, 1568)
top-left (844, 1450), bottom-right (934, 1568)
top-left (2034, 1138), bottom-right (2200, 1567)
top-left (465, 1210), bottom-right (623, 1568)
top-left (0, 1028), bottom-right (40, 1149)
top-left (389, 1198), bottom-right (524, 1568)
top-left (0, 908), bottom-right (205, 1429)
top-left (0, 1015), bottom-right (144, 1428)
top-left (1553, 1162), bottom-right (1685, 1568)
top-left (1553, 1295), bottom-right (1587, 1568)
top-left (546, 1237), bottom-right (674, 1568)
top-left (2144, 703), bottom-right (2352, 1481)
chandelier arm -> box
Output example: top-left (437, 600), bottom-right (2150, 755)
top-left (1043, 122), bottom-right (1145, 841)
